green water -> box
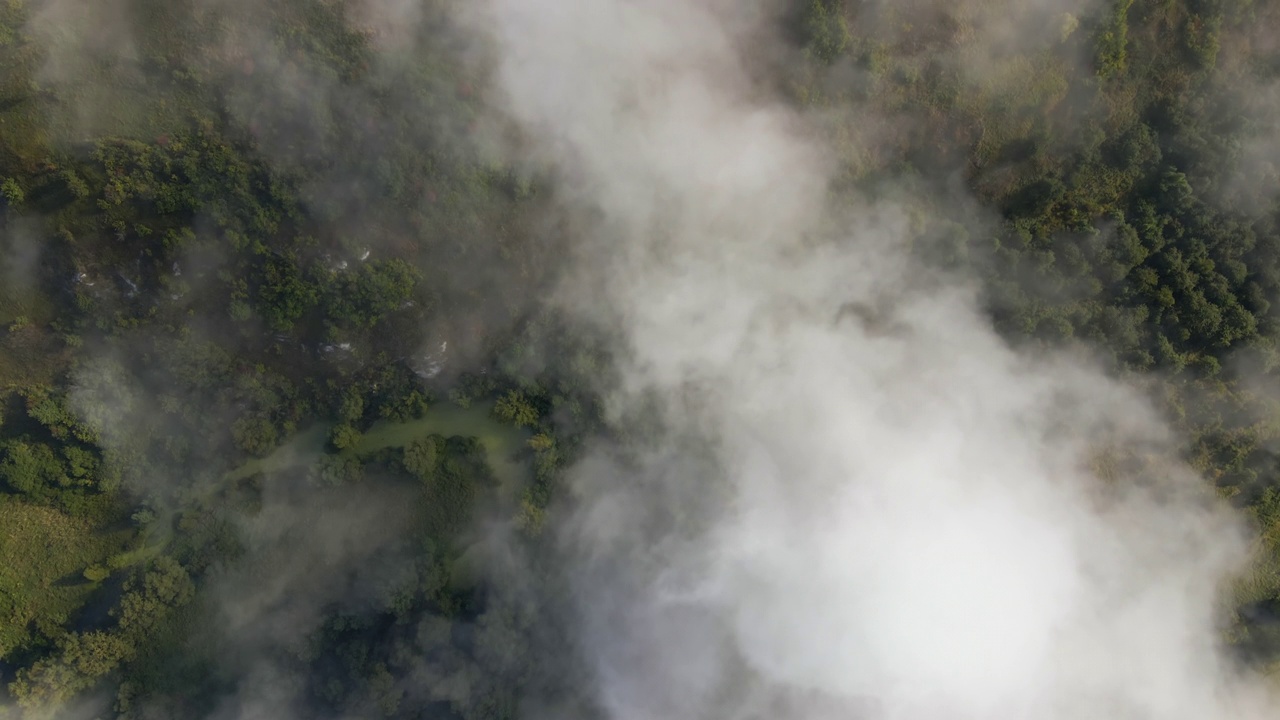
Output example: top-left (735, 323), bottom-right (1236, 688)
top-left (227, 402), bottom-right (532, 488)
top-left (352, 403), bottom-right (533, 487)
top-left (226, 426), bottom-right (327, 482)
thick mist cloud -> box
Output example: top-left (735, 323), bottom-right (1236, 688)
top-left (468, 1), bottom-right (1278, 718)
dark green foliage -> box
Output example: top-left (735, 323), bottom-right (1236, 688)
top-left (492, 390), bottom-right (539, 428)
top-left (1, 177), bottom-right (25, 206)
top-left (21, 386), bottom-right (95, 443)
top-left (9, 631), bottom-right (133, 710)
top-left (256, 254), bottom-right (319, 331)
top-left (0, 439), bottom-right (76, 495)
top-left (378, 387), bottom-right (428, 423)
top-left (803, 0), bottom-right (851, 63)
top-left (232, 415), bottom-right (280, 457)
top-left (328, 423), bottom-right (363, 452)
top-left (325, 260), bottom-right (420, 329)
top-left (114, 557), bottom-right (195, 638)
top-left (313, 453), bottom-right (364, 487)
top-left (337, 386), bottom-right (365, 424)
top-left (403, 434), bottom-right (496, 539)
top-left (403, 435), bottom-right (443, 480)
top-left (1095, 0), bottom-right (1135, 78)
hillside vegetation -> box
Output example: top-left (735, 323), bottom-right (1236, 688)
top-left (0, 0), bottom-right (1279, 716)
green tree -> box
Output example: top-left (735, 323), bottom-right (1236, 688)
top-left (492, 391), bottom-right (538, 428)
top-left (256, 254), bottom-right (319, 331)
top-left (804, 0), bottom-right (850, 63)
top-left (403, 435), bottom-right (444, 480)
top-left (312, 454), bottom-right (363, 486)
top-left (0, 440), bottom-right (74, 496)
top-left (0, 176), bottom-right (23, 206)
top-left (114, 557), bottom-right (194, 638)
top-left (326, 259), bottom-right (419, 328)
top-left (338, 386), bottom-right (365, 423)
top-left (10, 631), bottom-right (131, 711)
top-left (329, 423), bottom-right (362, 451)
top-left (1094, 0), bottom-right (1134, 78)
top-left (231, 415), bottom-right (279, 457)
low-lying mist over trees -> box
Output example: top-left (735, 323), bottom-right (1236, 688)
top-left (3, 0), bottom-right (1280, 718)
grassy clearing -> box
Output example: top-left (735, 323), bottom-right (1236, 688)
top-left (0, 249), bottom-right (61, 386)
top-left (0, 496), bottom-right (134, 659)
top-left (0, 325), bottom-right (67, 389)
top-left (0, 275), bottom-right (52, 327)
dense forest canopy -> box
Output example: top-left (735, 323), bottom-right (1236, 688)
top-left (2, 0), bottom-right (1280, 718)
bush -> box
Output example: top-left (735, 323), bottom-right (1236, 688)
top-left (492, 390), bottom-right (538, 428)
top-left (328, 423), bottom-right (362, 451)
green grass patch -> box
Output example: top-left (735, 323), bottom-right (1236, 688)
top-left (0, 279), bottom-right (52, 328)
top-left (0, 495), bottom-right (134, 659)
top-left (0, 326), bottom-right (67, 389)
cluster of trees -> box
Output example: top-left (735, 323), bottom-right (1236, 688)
top-left (0, 386), bottom-right (118, 514)
top-left (9, 557), bottom-right (194, 712)
top-left (0, 0), bottom-right (592, 714)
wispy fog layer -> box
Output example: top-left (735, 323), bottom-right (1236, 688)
top-left (8, 0), bottom-right (1277, 717)
top-left (470, 1), bottom-right (1276, 718)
